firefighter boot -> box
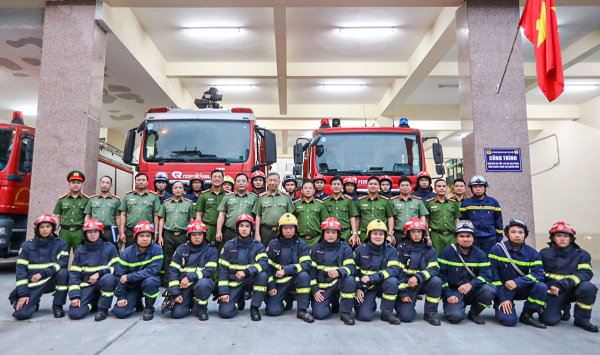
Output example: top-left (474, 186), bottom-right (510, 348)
top-left (340, 313), bottom-right (355, 325)
top-left (52, 305), bottom-right (65, 318)
top-left (574, 320), bottom-right (599, 333)
top-left (424, 312), bottom-right (441, 326)
top-left (381, 312), bottom-right (401, 325)
top-left (519, 309), bottom-right (546, 329)
top-left (250, 306), bottom-right (261, 321)
top-left (467, 311), bottom-right (485, 325)
top-left (297, 310), bottom-right (314, 323)
top-left (95, 308), bottom-right (108, 321)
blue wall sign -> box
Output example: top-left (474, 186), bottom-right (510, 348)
top-left (485, 148), bottom-right (522, 172)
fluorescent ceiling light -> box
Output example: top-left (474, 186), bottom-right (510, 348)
top-left (214, 85), bottom-right (254, 90)
top-left (18, 108), bottom-right (37, 116)
top-left (185, 27), bottom-right (241, 35)
top-left (339, 27), bottom-right (395, 35)
top-left (564, 84), bottom-right (598, 91)
top-left (322, 85), bottom-right (364, 91)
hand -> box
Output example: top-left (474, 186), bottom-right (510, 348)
top-left (174, 295), bottom-right (184, 304)
top-left (89, 272), bottom-right (99, 284)
top-left (275, 269), bottom-right (285, 278)
top-left (327, 269), bottom-right (340, 279)
top-left (220, 295), bottom-right (230, 303)
top-left (386, 235), bottom-right (396, 246)
top-left (550, 286), bottom-right (560, 296)
top-left (268, 289), bottom-right (277, 297)
top-left (31, 273), bottom-right (42, 283)
top-left (180, 277), bottom-right (190, 289)
top-left (407, 276), bottom-right (419, 287)
top-left (119, 233), bottom-right (126, 243)
top-left (360, 275), bottom-right (371, 284)
top-left (447, 296), bottom-right (459, 304)
top-left (71, 299), bottom-right (81, 307)
top-left (255, 233), bottom-right (261, 242)
top-left (356, 289), bottom-right (365, 303)
top-left (236, 271), bottom-right (246, 279)
top-left (157, 236), bottom-right (164, 247)
top-left (425, 237), bottom-right (432, 247)
top-left (116, 299), bottom-right (128, 307)
top-left (216, 231), bottom-right (223, 242)
top-left (458, 283), bottom-right (473, 295)
top-left (499, 300), bottom-right (513, 314)
top-left (120, 275), bottom-right (128, 284)
top-left (349, 234), bottom-right (361, 247)
top-left (505, 280), bottom-right (517, 290)
top-left (401, 296), bottom-right (412, 303)
top-left (314, 290), bottom-right (325, 302)
top-left (16, 297), bottom-right (29, 310)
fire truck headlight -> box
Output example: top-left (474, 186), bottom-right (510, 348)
top-left (0, 227), bottom-right (6, 235)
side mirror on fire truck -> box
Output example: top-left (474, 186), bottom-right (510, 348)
top-left (24, 137), bottom-right (34, 174)
top-left (432, 143), bottom-right (444, 165)
top-left (293, 165), bottom-right (302, 176)
top-left (264, 129), bottom-right (277, 165)
top-left (123, 128), bottom-right (136, 165)
top-left (293, 143), bottom-right (303, 165)
top-left (436, 164), bottom-right (445, 177)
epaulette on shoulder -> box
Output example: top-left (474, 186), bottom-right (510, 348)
top-left (164, 198), bottom-right (173, 202)
top-left (112, 195), bottom-right (121, 199)
top-left (426, 197), bottom-right (435, 202)
top-left (281, 191), bottom-right (289, 195)
top-left (201, 190), bottom-right (210, 194)
top-left (226, 192), bottom-right (234, 195)
top-left (358, 195), bottom-right (368, 200)
top-left (380, 196), bottom-right (389, 200)
top-left (344, 194), bottom-right (353, 200)
top-left (125, 190), bottom-right (135, 194)
top-left (390, 196), bottom-right (398, 200)
top-left (259, 191), bottom-right (268, 197)
top-left (83, 194), bottom-right (91, 199)
top-left (293, 199), bottom-right (300, 204)
top-left (448, 197), bottom-right (456, 202)
top-left (316, 199), bottom-right (324, 203)
top-left (184, 198), bottom-right (193, 202)
top-left (89, 194), bottom-right (99, 198)
top-left (412, 196), bottom-right (422, 200)
top-left (147, 190), bottom-right (158, 195)
top-left (58, 193), bottom-right (68, 199)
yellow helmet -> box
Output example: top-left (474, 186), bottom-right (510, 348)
top-left (278, 213), bottom-right (298, 227)
top-left (366, 219), bottom-right (388, 237)
top-left (223, 175), bottom-right (235, 186)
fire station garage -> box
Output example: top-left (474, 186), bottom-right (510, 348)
top-left (0, 0), bottom-right (599, 353)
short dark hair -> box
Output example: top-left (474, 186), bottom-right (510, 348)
top-left (398, 177), bottom-right (412, 186)
top-left (235, 173), bottom-right (248, 181)
top-left (453, 178), bottom-right (466, 186)
top-left (367, 176), bottom-right (380, 184)
top-left (302, 180), bottom-right (315, 188)
top-left (100, 175), bottom-right (113, 184)
top-left (172, 181), bottom-right (184, 188)
top-left (330, 176), bottom-right (343, 185)
top-left (211, 169), bottom-right (224, 178)
top-left (135, 173), bottom-right (148, 180)
top-left (434, 179), bottom-right (446, 187)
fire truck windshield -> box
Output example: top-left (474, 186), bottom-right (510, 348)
top-left (315, 132), bottom-right (422, 176)
top-left (143, 120), bottom-right (251, 163)
top-left (0, 129), bottom-right (15, 171)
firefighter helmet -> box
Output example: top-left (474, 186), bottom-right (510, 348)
top-left (278, 213), bottom-right (298, 227)
top-left (186, 220), bottom-right (207, 241)
top-left (379, 175), bottom-right (393, 186)
top-left (549, 221), bottom-right (576, 241)
top-left (154, 172), bottom-right (169, 183)
top-left (404, 217), bottom-right (427, 235)
top-left (236, 213), bottom-right (255, 230)
top-left (468, 175), bottom-right (488, 188)
top-left (415, 171), bottom-right (431, 184)
top-left (133, 221), bottom-right (155, 237)
top-left (34, 214), bottom-right (57, 229)
top-left (283, 174), bottom-right (297, 188)
top-left (223, 175), bottom-right (234, 187)
top-left (83, 219), bottom-right (104, 242)
top-left (313, 174), bottom-right (326, 183)
top-left (343, 176), bottom-right (357, 188)
top-left (454, 220), bottom-right (477, 237)
top-left (504, 219), bottom-right (529, 238)
top-left (366, 219), bottom-right (388, 239)
top-left (251, 171), bottom-right (266, 181)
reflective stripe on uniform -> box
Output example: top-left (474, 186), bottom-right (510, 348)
top-left (118, 255), bottom-right (163, 267)
top-left (488, 254), bottom-right (542, 267)
top-left (143, 291), bottom-right (160, 298)
top-left (576, 302), bottom-right (593, 310)
top-left (578, 263), bottom-right (593, 271)
top-left (340, 292), bottom-right (355, 299)
top-left (426, 296), bottom-right (440, 303)
top-left (382, 293), bottom-right (397, 301)
top-left (438, 258), bottom-right (491, 267)
top-left (527, 297), bottom-right (545, 306)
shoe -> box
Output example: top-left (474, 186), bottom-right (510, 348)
top-left (197, 308), bottom-right (209, 321)
top-left (381, 312), bottom-right (401, 325)
top-left (244, 291), bottom-right (252, 300)
top-left (574, 319), bottom-right (599, 333)
top-left (561, 310), bottom-right (571, 321)
top-left (519, 310), bottom-right (546, 329)
top-left (424, 312), bottom-right (441, 326)
top-left (340, 313), bottom-right (355, 325)
top-left (250, 306), bottom-right (261, 321)
top-left (90, 304), bottom-right (98, 313)
top-left (142, 307), bottom-right (155, 321)
top-left (95, 308), bottom-right (108, 322)
top-left (52, 305), bottom-right (65, 318)
top-left (237, 299), bottom-right (245, 311)
top-left (297, 310), bottom-right (314, 323)
top-left (467, 311), bottom-right (485, 325)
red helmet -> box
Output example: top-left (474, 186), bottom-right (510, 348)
top-left (34, 214), bottom-right (57, 229)
top-left (380, 175), bottom-right (393, 186)
top-left (134, 221), bottom-right (155, 237)
top-left (83, 219), bottom-right (104, 232)
top-left (236, 213), bottom-right (255, 230)
top-left (189, 173), bottom-right (204, 184)
top-left (416, 171), bottom-right (431, 182)
top-left (251, 171), bottom-right (266, 181)
top-left (404, 217), bottom-right (427, 235)
top-left (343, 176), bottom-right (357, 187)
top-left (321, 217), bottom-right (342, 232)
top-left (313, 174), bottom-right (326, 183)
top-left (549, 222), bottom-right (576, 240)
top-left (187, 220), bottom-right (207, 241)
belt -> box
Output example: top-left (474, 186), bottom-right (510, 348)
top-left (431, 229), bottom-right (452, 236)
top-left (62, 226), bottom-right (82, 232)
top-left (204, 222), bottom-right (217, 227)
top-left (341, 227), bottom-right (350, 232)
top-left (261, 224), bottom-right (278, 232)
top-left (166, 229), bottom-right (186, 236)
top-left (302, 235), bottom-right (318, 240)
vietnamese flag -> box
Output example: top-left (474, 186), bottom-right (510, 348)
top-left (519, 0), bottom-right (564, 102)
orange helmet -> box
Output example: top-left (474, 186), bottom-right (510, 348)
top-left (134, 221), bottom-right (155, 237)
top-left (404, 217), bottom-right (427, 235)
top-left (549, 222), bottom-right (576, 241)
top-left (251, 171), bottom-right (266, 181)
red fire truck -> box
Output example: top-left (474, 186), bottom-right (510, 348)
top-left (123, 87), bottom-right (277, 189)
top-left (293, 118), bottom-right (444, 194)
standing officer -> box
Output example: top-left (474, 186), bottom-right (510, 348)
top-left (343, 176), bottom-right (361, 203)
top-left (310, 217), bottom-right (357, 325)
top-left (282, 174), bottom-right (299, 201)
top-left (53, 170), bottom-right (90, 254)
top-left (293, 180), bottom-right (329, 249)
top-left (218, 214), bottom-right (269, 321)
top-left (153, 172), bottom-right (173, 204)
top-left (158, 181), bottom-right (195, 285)
top-left (354, 220), bottom-right (402, 325)
top-left (222, 175), bottom-right (235, 193)
top-left (184, 173), bottom-right (204, 204)
top-left (395, 218), bottom-right (442, 326)
top-left (389, 177), bottom-right (428, 245)
top-left (250, 170), bottom-right (266, 196)
top-left (119, 173), bottom-right (161, 248)
top-left (449, 178), bottom-right (467, 204)
top-left (167, 220), bottom-right (218, 320)
top-left (439, 220), bottom-right (496, 324)
top-left (265, 213), bottom-right (314, 323)
top-left (323, 176), bottom-right (360, 247)
top-left (539, 222), bottom-right (598, 332)
top-left (253, 172), bottom-right (294, 247)
top-left (313, 174), bottom-right (330, 201)
top-left (84, 175), bottom-right (121, 250)
top-left (216, 173), bottom-right (258, 248)
top-left (411, 172), bottom-right (436, 200)
top-left (112, 221), bottom-right (163, 321)
top-left (379, 175), bottom-right (394, 198)
top-left (426, 179), bottom-right (460, 255)
top-left (356, 176), bottom-right (395, 244)
top-left (12, 215), bottom-right (69, 320)
top-left (196, 169), bottom-right (227, 244)
top-left (67, 219), bottom-right (119, 321)
top-left (460, 175), bottom-right (503, 254)
top-left (489, 219), bottom-right (546, 328)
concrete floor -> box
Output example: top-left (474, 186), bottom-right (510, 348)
top-left (1, 261), bottom-right (599, 355)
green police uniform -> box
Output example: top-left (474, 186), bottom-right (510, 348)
top-left (356, 194), bottom-right (394, 242)
top-left (217, 191), bottom-right (257, 247)
top-left (120, 189), bottom-right (161, 247)
top-left (389, 195), bottom-right (429, 244)
top-left (195, 188), bottom-right (226, 243)
top-left (54, 193), bottom-right (90, 253)
top-left (323, 194), bottom-right (359, 242)
top-left (252, 190), bottom-right (294, 247)
top-left (293, 198), bottom-right (329, 248)
top-left (159, 197), bottom-right (195, 282)
top-left (84, 194), bottom-right (121, 243)
top-left (425, 196), bottom-right (461, 256)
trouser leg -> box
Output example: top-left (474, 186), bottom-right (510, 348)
top-left (473, 237), bottom-right (495, 254)
top-left (52, 268), bottom-right (69, 306)
top-left (443, 291), bottom-right (466, 324)
top-left (340, 230), bottom-right (352, 243)
top-left (219, 285), bottom-right (244, 319)
top-left (380, 277), bottom-right (399, 315)
top-left (205, 225), bottom-right (217, 244)
top-left (312, 287), bottom-right (335, 320)
top-left (250, 272), bottom-right (268, 308)
top-left (68, 284), bottom-right (98, 320)
top-left (12, 280), bottom-right (56, 320)
top-left (59, 229), bottom-right (83, 254)
top-left (393, 231), bottom-right (404, 246)
top-left (171, 287), bottom-right (194, 319)
top-left (423, 276), bottom-right (442, 314)
top-left (494, 287), bottom-right (518, 327)
top-left (162, 230), bottom-right (186, 285)
top-left (295, 271), bottom-right (311, 311)
top-left (430, 232), bottom-right (454, 256)
top-left (111, 286), bottom-right (142, 319)
top-left (540, 289), bottom-right (570, 326)
top-left (193, 278), bottom-right (215, 310)
top-left (339, 276), bottom-right (356, 314)
top-left (141, 276), bottom-right (161, 308)
top-left (266, 282), bottom-right (291, 316)
top-left (98, 274), bottom-right (117, 310)
top-left (396, 283), bottom-right (420, 322)
top-left (573, 281), bottom-right (598, 323)
top-left (259, 227), bottom-right (278, 248)
top-left (220, 228), bottom-right (237, 252)
top-left (355, 288), bottom-right (378, 322)
top-left (125, 227), bottom-right (135, 248)
top-left (523, 282), bottom-right (548, 312)
top-left (469, 284), bottom-right (496, 314)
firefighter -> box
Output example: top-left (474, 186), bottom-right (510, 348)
top-left (389, 177), bottom-right (428, 245)
top-left (411, 171), bottom-right (436, 201)
top-left (196, 169), bottom-right (227, 244)
top-left (323, 176), bottom-right (360, 247)
top-left (539, 222), bottom-right (598, 332)
top-left (313, 174), bottom-right (330, 201)
top-left (112, 221), bottom-right (163, 321)
top-left (489, 219), bottom-right (547, 328)
top-left (253, 172), bottom-right (294, 247)
top-left (354, 219), bottom-right (402, 324)
top-left (216, 173), bottom-right (258, 248)
top-left (460, 175), bottom-right (503, 254)
top-left (343, 176), bottom-right (361, 203)
top-left (426, 179), bottom-right (460, 256)
top-left (356, 176), bottom-right (394, 244)
top-left (12, 214), bottom-right (69, 320)
top-left (184, 173), bottom-right (204, 204)
top-left (218, 214), bottom-right (269, 321)
top-left (395, 217), bottom-right (442, 326)
top-left (154, 172), bottom-right (173, 204)
top-left (283, 174), bottom-right (299, 201)
top-left (439, 220), bottom-right (496, 324)
top-left (379, 175), bottom-right (394, 198)
top-left (84, 175), bottom-right (121, 250)
top-left (265, 213), bottom-right (314, 323)
top-left (222, 175), bottom-right (235, 193)
top-left (167, 220), bottom-right (218, 320)
top-left (119, 173), bottom-right (161, 248)
top-left (53, 170), bottom-right (90, 254)
top-left (310, 217), bottom-right (357, 325)
top-left (67, 219), bottom-right (119, 321)
top-left (250, 170), bottom-right (266, 196)
top-left (293, 180), bottom-right (329, 248)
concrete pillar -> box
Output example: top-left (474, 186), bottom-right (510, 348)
top-left (456, 0), bottom-right (536, 246)
top-left (27, 0), bottom-right (106, 239)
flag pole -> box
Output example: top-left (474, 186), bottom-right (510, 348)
top-left (496, 26), bottom-right (521, 94)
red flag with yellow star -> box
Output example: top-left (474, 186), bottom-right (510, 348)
top-left (519, 0), bottom-right (564, 102)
